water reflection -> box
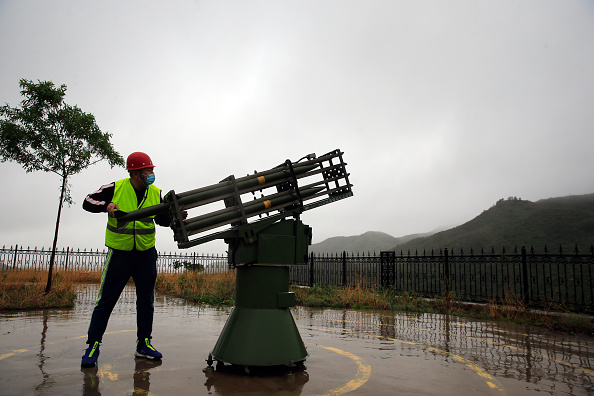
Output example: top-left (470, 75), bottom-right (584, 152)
top-left (80, 358), bottom-right (163, 395)
top-left (294, 307), bottom-right (594, 393)
top-left (203, 365), bottom-right (309, 395)
top-left (133, 359), bottom-right (162, 395)
top-left (35, 310), bottom-right (50, 391)
top-left (81, 366), bottom-right (100, 396)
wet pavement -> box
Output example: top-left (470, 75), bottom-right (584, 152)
top-left (0, 284), bottom-right (593, 395)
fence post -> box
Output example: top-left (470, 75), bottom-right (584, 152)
top-left (521, 246), bottom-right (529, 306)
top-left (64, 247), bottom-right (70, 271)
top-left (380, 251), bottom-right (395, 288)
top-left (12, 244), bottom-right (18, 270)
top-left (380, 251), bottom-right (385, 288)
top-left (444, 248), bottom-right (450, 295)
top-left (390, 252), bottom-right (395, 287)
top-left (342, 251), bottom-right (347, 286)
top-left (309, 252), bottom-right (315, 286)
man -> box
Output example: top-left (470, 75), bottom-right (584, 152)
top-left (81, 152), bottom-right (184, 368)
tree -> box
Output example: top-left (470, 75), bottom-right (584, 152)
top-left (0, 79), bottom-right (124, 293)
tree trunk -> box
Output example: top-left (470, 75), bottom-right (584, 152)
top-left (45, 175), bottom-right (66, 294)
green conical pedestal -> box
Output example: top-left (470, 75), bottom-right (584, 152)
top-left (211, 265), bottom-right (308, 367)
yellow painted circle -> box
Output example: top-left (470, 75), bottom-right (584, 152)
top-left (313, 345), bottom-right (372, 395)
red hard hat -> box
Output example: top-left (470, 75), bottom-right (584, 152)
top-left (126, 152), bottom-right (155, 170)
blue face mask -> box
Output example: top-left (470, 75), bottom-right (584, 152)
top-left (143, 174), bottom-right (155, 186)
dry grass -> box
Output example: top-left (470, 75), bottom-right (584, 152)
top-left (0, 270), bottom-right (97, 309)
top-left (475, 293), bottom-right (594, 335)
top-left (293, 280), bottom-right (403, 310)
top-left (155, 271), bottom-right (236, 305)
top-left (292, 283), bottom-right (593, 335)
top-left (485, 292), bottom-right (530, 321)
top-left (3, 269), bottom-right (591, 335)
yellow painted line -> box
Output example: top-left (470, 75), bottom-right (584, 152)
top-left (0, 349), bottom-right (29, 360)
top-left (428, 341), bottom-right (594, 385)
top-left (99, 364), bottom-right (119, 381)
top-left (331, 318), bottom-right (594, 377)
top-left (368, 312), bottom-right (593, 350)
top-left (311, 328), bottom-right (506, 394)
top-left (425, 345), bottom-right (496, 380)
top-left (334, 320), bottom-right (523, 352)
top-left (385, 338), bottom-right (504, 393)
top-left (0, 330), bottom-right (135, 361)
top-left (493, 328), bottom-right (594, 350)
top-left (542, 355), bottom-right (594, 377)
top-left (314, 345), bottom-right (371, 395)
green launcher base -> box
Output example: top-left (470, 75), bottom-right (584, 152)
top-left (210, 265), bottom-right (308, 367)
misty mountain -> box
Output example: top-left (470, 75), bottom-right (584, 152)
top-left (310, 193), bottom-right (594, 254)
top-left (395, 194), bottom-right (594, 254)
top-left (309, 230), bottom-right (438, 254)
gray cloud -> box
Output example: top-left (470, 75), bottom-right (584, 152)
top-left (1, 0), bottom-right (593, 254)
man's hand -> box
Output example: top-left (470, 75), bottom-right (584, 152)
top-left (107, 202), bottom-right (120, 218)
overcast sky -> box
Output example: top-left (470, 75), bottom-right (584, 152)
top-left (1, 0), bottom-right (593, 254)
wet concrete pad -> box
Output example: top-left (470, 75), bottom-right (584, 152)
top-left (1, 284), bottom-right (593, 395)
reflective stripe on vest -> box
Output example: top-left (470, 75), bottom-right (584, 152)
top-left (105, 179), bottom-right (161, 251)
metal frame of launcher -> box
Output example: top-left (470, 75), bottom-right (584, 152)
top-left (157, 148), bottom-right (352, 251)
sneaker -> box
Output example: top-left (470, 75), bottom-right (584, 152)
top-left (81, 341), bottom-right (100, 368)
top-left (135, 338), bottom-right (163, 360)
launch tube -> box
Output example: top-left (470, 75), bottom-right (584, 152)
top-left (115, 164), bottom-right (318, 224)
top-left (182, 187), bottom-right (324, 233)
top-left (175, 164), bottom-right (318, 207)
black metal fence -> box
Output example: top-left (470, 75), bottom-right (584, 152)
top-left (2, 244), bottom-right (593, 313)
top-left (0, 245), bottom-right (229, 274)
top-left (290, 246), bottom-right (594, 314)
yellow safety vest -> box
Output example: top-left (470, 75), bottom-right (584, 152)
top-left (105, 179), bottom-right (161, 251)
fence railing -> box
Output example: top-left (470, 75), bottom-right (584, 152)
top-left (290, 245), bottom-right (594, 314)
top-left (2, 244), bottom-right (593, 313)
top-left (0, 245), bottom-right (229, 274)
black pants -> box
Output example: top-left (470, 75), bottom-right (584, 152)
top-left (86, 247), bottom-right (158, 344)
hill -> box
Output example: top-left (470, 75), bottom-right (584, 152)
top-left (309, 193), bottom-right (594, 254)
top-left (395, 194), bottom-right (594, 254)
top-left (310, 230), bottom-right (436, 254)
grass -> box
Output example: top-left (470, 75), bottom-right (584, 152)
top-left (0, 269), bottom-right (236, 309)
top-left (0, 269), bottom-right (236, 310)
top-left (155, 271), bottom-right (236, 305)
top-left (292, 281), bottom-right (594, 336)
top-left (2, 269), bottom-right (592, 336)
top-left (0, 270), bottom-right (85, 310)
top-left (292, 281), bottom-right (428, 311)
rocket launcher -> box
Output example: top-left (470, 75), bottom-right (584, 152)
top-left (115, 149), bottom-right (353, 249)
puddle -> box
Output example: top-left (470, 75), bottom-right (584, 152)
top-left (0, 284), bottom-right (592, 395)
